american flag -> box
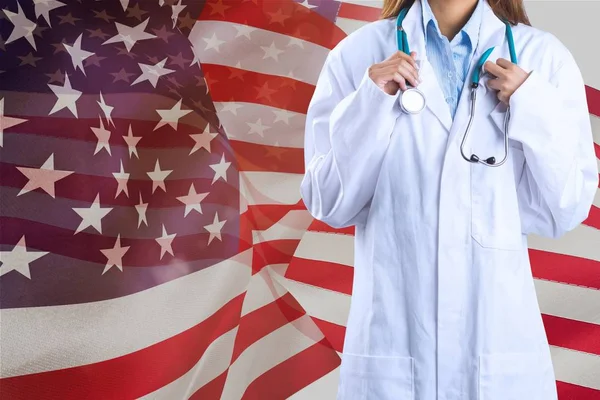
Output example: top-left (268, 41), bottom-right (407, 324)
top-left (0, 0), bottom-right (598, 399)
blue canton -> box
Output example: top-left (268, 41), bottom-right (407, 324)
top-left (421, 0), bottom-right (483, 119)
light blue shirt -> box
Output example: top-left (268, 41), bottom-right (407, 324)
top-left (421, 0), bottom-right (483, 119)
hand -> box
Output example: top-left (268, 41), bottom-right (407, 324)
top-left (484, 58), bottom-right (531, 104)
top-left (368, 51), bottom-right (420, 96)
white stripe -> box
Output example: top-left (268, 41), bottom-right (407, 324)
top-left (241, 264), bottom-right (289, 317)
top-left (189, 21), bottom-right (328, 85)
top-left (240, 171), bottom-right (303, 207)
top-left (551, 346), bottom-right (600, 391)
top-left (216, 102), bottom-right (306, 149)
top-left (294, 230), bottom-right (355, 267)
top-left (535, 279), bottom-right (600, 324)
top-left (591, 115), bottom-right (600, 178)
top-left (287, 366), bottom-right (341, 400)
top-left (0, 250), bottom-right (252, 377)
top-left (272, 271), bottom-right (351, 326)
top-left (335, 17), bottom-right (369, 35)
top-left (220, 315), bottom-right (324, 400)
top-left (140, 328), bottom-right (238, 400)
top-left (339, 0), bottom-right (383, 6)
top-left (528, 224), bottom-right (600, 263)
top-left (252, 209), bottom-right (313, 244)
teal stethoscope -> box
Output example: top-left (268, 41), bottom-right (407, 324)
top-left (396, 7), bottom-right (518, 167)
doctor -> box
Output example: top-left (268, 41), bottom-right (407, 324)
top-left (300, 0), bottom-right (598, 399)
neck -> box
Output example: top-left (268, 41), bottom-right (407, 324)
top-left (427, 0), bottom-right (479, 41)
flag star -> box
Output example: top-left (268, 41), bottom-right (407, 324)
top-left (33, 0), bottom-right (66, 27)
top-left (119, 0), bottom-right (129, 11)
top-left (261, 42), bottom-right (284, 61)
top-left (48, 73), bottom-right (81, 117)
top-left (113, 160), bottom-right (130, 198)
top-left (156, 224), bottom-right (176, 259)
top-left (152, 25), bottom-right (175, 42)
top-left (3, 3), bottom-right (38, 50)
top-left (63, 34), bottom-right (94, 76)
top-left (171, 0), bottom-right (186, 28)
top-left (132, 57), bottom-right (175, 88)
top-left (16, 154), bottom-right (74, 197)
top-left (272, 109), bottom-right (295, 125)
top-left (58, 12), bottom-right (80, 25)
top-left (154, 99), bottom-right (192, 131)
top-left (210, 154), bottom-right (231, 184)
top-left (204, 213), bottom-right (226, 245)
top-left (190, 125), bottom-right (218, 155)
top-left (147, 160), bottom-right (173, 193)
top-left (90, 116), bottom-right (112, 156)
top-left (111, 68), bottom-right (135, 83)
top-left (97, 92), bottom-right (115, 127)
top-left (247, 118), bottom-right (270, 137)
top-left (287, 37), bottom-right (304, 48)
top-left (267, 8), bottom-right (290, 25)
top-left (207, 0), bottom-right (230, 16)
top-left (72, 193), bottom-right (113, 234)
top-left (234, 24), bottom-right (255, 39)
top-left (93, 9), bottom-right (115, 23)
top-left (203, 32), bottom-right (225, 52)
top-left (299, 0), bottom-right (318, 9)
top-left (177, 184), bottom-right (209, 217)
top-left (0, 236), bottom-right (48, 279)
top-left (103, 18), bottom-right (156, 52)
top-left (123, 124), bottom-right (141, 158)
top-left (219, 102), bottom-right (243, 116)
top-left (100, 234), bottom-right (130, 274)
top-left (0, 98), bottom-right (28, 148)
top-left (255, 82), bottom-right (277, 102)
top-left (136, 193), bottom-right (148, 228)
top-left (126, 3), bottom-right (147, 20)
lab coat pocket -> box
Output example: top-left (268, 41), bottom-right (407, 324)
top-left (478, 352), bottom-right (552, 400)
top-left (337, 354), bottom-right (414, 400)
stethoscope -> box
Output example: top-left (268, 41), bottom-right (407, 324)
top-left (396, 7), bottom-right (518, 167)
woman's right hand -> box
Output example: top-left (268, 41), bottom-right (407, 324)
top-left (368, 51), bottom-right (420, 96)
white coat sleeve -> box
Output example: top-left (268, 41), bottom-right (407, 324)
top-left (300, 50), bottom-right (400, 228)
top-left (509, 52), bottom-right (599, 238)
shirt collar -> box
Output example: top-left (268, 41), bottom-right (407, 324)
top-left (421, 0), bottom-right (483, 46)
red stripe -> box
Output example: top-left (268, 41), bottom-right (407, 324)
top-left (239, 204), bottom-right (307, 252)
top-left (202, 64), bottom-right (314, 115)
top-left (530, 249), bottom-right (600, 290)
top-left (230, 140), bottom-right (305, 173)
top-left (232, 292), bottom-right (305, 363)
top-left (586, 85), bottom-right (600, 117)
top-left (312, 317), bottom-right (346, 353)
top-left (241, 337), bottom-right (340, 400)
top-left (307, 218), bottom-right (355, 235)
top-left (557, 380), bottom-right (600, 399)
top-left (188, 370), bottom-right (229, 400)
top-left (0, 294), bottom-right (244, 400)
top-left (198, 0), bottom-right (346, 50)
top-left (286, 257), bottom-right (353, 295)
top-left (338, 2), bottom-right (381, 22)
top-left (543, 314), bottom-right (600, 356)
top-left (252, 239), bottom-right (301, 274)
top-left (0, 217), bottom-right (239, 268)
top-left (583, 205), bottom-right (600, 230)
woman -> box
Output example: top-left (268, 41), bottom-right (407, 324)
top-left (300, 0), bottom-right (598, 399)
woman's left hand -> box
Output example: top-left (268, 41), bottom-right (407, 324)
top-left (484, 58), bottom-right (531, 104)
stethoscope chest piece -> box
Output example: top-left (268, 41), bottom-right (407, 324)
top-left (399, 87), bottom-right (426, 114)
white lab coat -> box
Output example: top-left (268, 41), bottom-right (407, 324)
top-left (300, 1), bottom-right (599, 399)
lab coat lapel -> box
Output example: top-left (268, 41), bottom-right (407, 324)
top-left (402, 0), bottom-right (452, 131)
top-left (445, 1), bottom-right (506, 152)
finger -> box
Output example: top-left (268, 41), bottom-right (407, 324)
top-left (486, 77), bottom-right (501, 91)
top-left (397, 64), bottom-right (419, 87)
top-left (483, 61), bottom-right (505, 78)
top-left (497, 91), bottom-right (508, 104)
top-left (410, 51), bottom-right (417, 60)
top-left (495, 58), bottom-right (514, 70)
top-left (392, 72), bottom-right (408, 91)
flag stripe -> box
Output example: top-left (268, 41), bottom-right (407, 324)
top-left (0, 252), bottom-right (251, 377)
top-left (530, 249), bottom-right (600, 291)
top-left (551, 346), bottom-right (600, 391)
top-left (535, 279), bottom-right (600, 325)
top-left (0, 294), bottom-right (244, 400)
top-left (240, 171), bottom-right (303, 206)
top-left (543, 314), bottom-right (600, 356)
top-left (285, 257), bottom-right (354, 295)
top-left (196, 0), bottom-right (346, 50)
top-left (231, 141), bottom-right (305, 173)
